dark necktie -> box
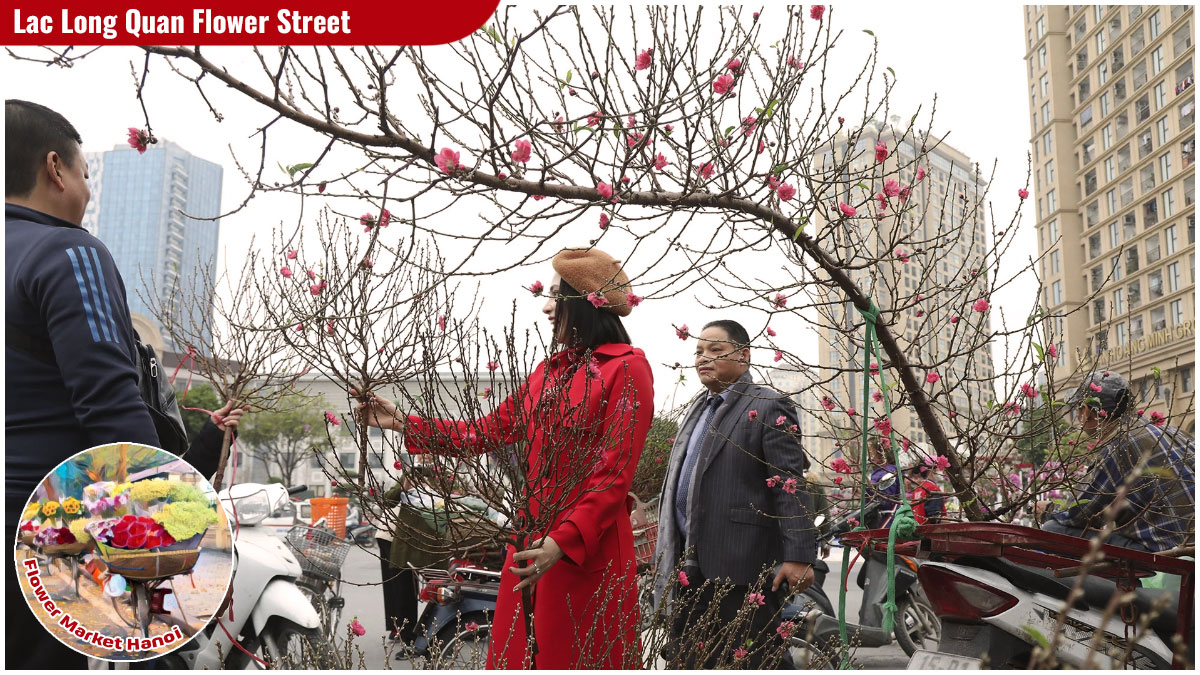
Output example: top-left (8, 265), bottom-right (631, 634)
top-left (675, 396), bottom-right (722, 535)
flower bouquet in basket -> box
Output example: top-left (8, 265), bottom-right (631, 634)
top-left (92, 480), bottom-right (218, 580)
top-left (17, 502), bottom-right (43, 547)
top-left (35, 498), bottom-right (94, 556)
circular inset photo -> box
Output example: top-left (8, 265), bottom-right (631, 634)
top-left (13, 443), bottom-right (233, 661)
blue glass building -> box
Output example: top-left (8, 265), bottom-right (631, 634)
top-left (85, 141), bottom-right (222, 350)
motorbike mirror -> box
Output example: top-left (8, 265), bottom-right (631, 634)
top-left (287, 484), bottom-right (308, 495)
top-left (814, 514), bottom-right (826, 527)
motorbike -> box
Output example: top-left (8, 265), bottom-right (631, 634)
top-left (156, 482), bottom-right (337, 669)
top-left (347, 521), bottom-right (376, 548)
top-left (398, 560), bottom-right (501, 668)
top-left (899, 523), bottom-right (1193, 670)
top-left (785, 501), bottom-right (942, 659)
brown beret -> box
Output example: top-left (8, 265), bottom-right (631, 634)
top-left (551, 247), bottom-right (634, 317)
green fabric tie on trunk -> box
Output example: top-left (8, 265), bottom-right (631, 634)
top-left (835, 301), bottom-right (920, 669)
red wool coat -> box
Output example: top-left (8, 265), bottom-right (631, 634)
top-left (403, 343), bottom-right (654, 669)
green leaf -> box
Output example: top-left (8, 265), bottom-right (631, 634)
top-left (483, 24), bottom-right (502, 44)
top-left (286, 162), bottom-right (313, 178)
top-left (1144, 466), bottom-right (1174, 478)
top-left (565, 70), bottom-right (573, 83)
top-left (764, 99), bottom-right (779, 118)
top-left (1033, 342), bottom-right (1045, 362)
top-left (886, 66), bottom-right (895, 77)
top-left (724, 125), bottom-right (736, 137)
top-left (1022, 626), bottom-right (1050, 649)
top-left (1151, 366), bottom-right (1162, 379)
top-left (855, 182), bottom-right (870, 190)
top-left (772, 162), bottom-right (790, 175)
top-left (792, 218), bottom-right (808, 241)
top-left (863, 29), bottom-right (875, 36)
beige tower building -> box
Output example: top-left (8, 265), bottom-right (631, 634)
top-left (1023, 5), bottom-right (1194, 432)
top-left (810, 124), bottom-right (998, 471)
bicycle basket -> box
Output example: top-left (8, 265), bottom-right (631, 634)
top-left (285, 524), bottom-right (351, 579)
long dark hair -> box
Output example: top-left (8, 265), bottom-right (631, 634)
top-left (554, 278), bottom-right (632, 349)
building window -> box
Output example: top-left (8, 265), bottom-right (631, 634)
top-left (1114, 75), bottom-right (1127, 103)
top-left (1134, 60), bottom-right (1149, 89)
top-left (1151, 305), bottom-right (1166, 331)
top-left (1040, 73), bottom-right (1049, 98)
top-left (1050, 249), bottom-right (1061, 275)
top-left (1091, 265), bottom-right (1105, 293)
top-left (1167, 262), bottom-right (1181, 293)
top-left (1104, 156), bottom-right (1116, 182)
top-left (1128, 279), bottom-right (1142, 309)
top-left (1146, 233), bottom-right (1162, 263)
top-left (1093, 299), bottom-right (1106, 324)
top-left (1136, 94), bottom-right (1151, 123)
top-left (1148, 11), bottom-right (1161, 40)
top-left (1131, 25), bottom-right (1146, 56)
top-left (1186, 138), bottom-right (1197, 170)
top-left (1080, 105), bottom-right (1094, 128)
top-left (1148, 269), bottom-right (1164, 299)
top-left (1111, 254), bottom-right (1124, 281)
top-left (1159, 152), bottom-right (1172, 181)
top-left (1125, 246), bottom-right (1140, 275)
top-left (1047, 188), bottom-right (1057, 213)
top-left (1167, 225), bottom-right (1179, 255)
top-left (1157, 116), bottom-right (1171, 145)
top-left (1123, 212), bottom-right (1138, 239)
top-left (1138, 129), bottom-right (1155, 160)
top-left (1099, 60), bottom-right (1110, 86)
top-left (1130, 313), bottom-right (1144, 338)
top-left (1102, 124), bottom-right (1114, 149)
top-left (1046, 158), bottom-right (1055, 182)
top-left (1141, 163), bottom-right (1156, 192)
top-left (1109, 221), bottom-right (1121, 247)
top-left (1043, 130), bottom-right (1053, 154)
top-left (1114, 287), bottom-right (1127, 316)
top-left (1175, 24), bottom-right (1193, 59)
top-left (1036, 16), bottom-right (1045, 40)
top-left (1182, 98), bottom-right (1195, 129)
top-left (1182, 367), bottom-right (1194, 394)
top-left (1154, 81), bottom-right (1167, 110)
top-left (1083, 137), bottom-right (1097, 163)
top-left (1163, 187), bottom-right (1176, 217)
top-left (1170, 299), bottom-right (1184, 326)
top-left (1110, 11), bottom-right (1123, 37)
top-left (1051, 279), bottom-right (1063, 305)
top-left (1038, 44), bottom-right (1047, 68)
top-left (1049, 219), bottom-right (1059, 242)
top-left (1042, 102), bottom-right (1051, 126)
top-left (1089, 232), bottom-right (1102, 260)
top-left (1151, 46), bottom-right (1164, 76)
top-left (1115, 321), bottom-right (1128, 346)
top-left (1086, 200), bottom-right (1100, 227)
top-left (1085, 170), bottom-right (1098, 195)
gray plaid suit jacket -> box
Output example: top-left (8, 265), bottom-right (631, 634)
top-left (652, 371), bottom-right (816, 607)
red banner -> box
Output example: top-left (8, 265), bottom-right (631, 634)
top-left (4, 0), bottom-right (501, 45)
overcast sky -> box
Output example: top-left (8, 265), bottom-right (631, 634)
top-left (2, 3), bottom-right (1038, 413)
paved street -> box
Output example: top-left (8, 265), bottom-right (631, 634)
top-left (325, 543), bottom-right (910, 669)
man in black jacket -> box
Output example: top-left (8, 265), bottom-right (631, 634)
top-left (5, 99), bottom-right (243, 669)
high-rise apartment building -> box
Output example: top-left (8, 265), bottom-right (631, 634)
top-left (84, 140), bottom-right (224, 349)
top-left (810, 123), bottom-right (998, 470)
top-left (1023, 5), bottom-right (1194, 432)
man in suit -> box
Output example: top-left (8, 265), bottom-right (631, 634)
top-left (652, 319), bottom-right (817, 668)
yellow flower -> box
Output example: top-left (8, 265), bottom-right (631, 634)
top-left (62, 497), bottom-right (82, 515)
top-left (22, 503), bottom-right (40, 521)
top-left (42, 501), bottom-right (60, 517)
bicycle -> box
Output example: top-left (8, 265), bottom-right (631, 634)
top-left (109, 576), bottom-right (198, 640)
top-left (285, 522), bottom-right (351, 641)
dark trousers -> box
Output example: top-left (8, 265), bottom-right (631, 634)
top-left (668, 569), bottom-right (794, 669)
top-left (7, 551), bottom-right (89, 669)
top-left (377, 539), bottom-right (420, 641)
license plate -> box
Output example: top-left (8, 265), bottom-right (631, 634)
top-left (907, 650), bottom-right (982, 670)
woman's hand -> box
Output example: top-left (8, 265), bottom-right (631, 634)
top-left (211, 400), bottom-right (250, 432)
top-left (510, 536), bottom-right (565, 591)
top-left (350, 387), bottom-right (401, 431)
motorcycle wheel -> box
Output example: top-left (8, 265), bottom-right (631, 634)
top-left (296, 579), bottom-right (335, 640)
top-left (259, 618), bottom-right (340, 669)
top-left (433, 620), bottom-right (490, 669)
top-left (894, 595), bottom-right (941, 656)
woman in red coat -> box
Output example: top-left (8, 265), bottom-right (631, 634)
top-left (357, 248), bottom-right (653, 669)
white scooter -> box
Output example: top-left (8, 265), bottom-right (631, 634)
top-left (93, 483), bottom-right (335, 669)
top-left (911, 556), bottom-right (1183, 669)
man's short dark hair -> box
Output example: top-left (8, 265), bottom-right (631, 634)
top-left (5, 99), bottom-right (83, 197)
top-left (702, 320), bottom-right (751, 350)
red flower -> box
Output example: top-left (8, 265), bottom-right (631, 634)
top-left (487, 361), bottom-right (500, 372)
top-left (635, 48), bottom-right (653, 71)
top-left (1018, 188), bottom-right (1029, 199)
top-left (774, 349), bottom-right (783, 362)
top-left (767, 327), bottom-right (777, 337)
top-left (697, 162), bottom-right (716, 180)
top-left (676, 324), bottom-right (689, 340)
top-left (727, 57), bottom-right (743, 72)
top-left (530, 280), bottom-right (544, 296)
top-left (510, 139), bottom-right (532, 164)
top-left (127, 127), bottom-right (149, 154)
top-left (777, 183), bottom-right (797, 201)
top-left (596, 181), bottom-right (614, 199)
top-left (1020, 383), bottom-right (1039, 398)
top-left (926, 372), bottom-right (940, 384)
top-left (626, 293), bottom-right (643, 308)
top-left (434, 147), bottom-right (462, 174)
top-left (973, 298), bottom-right (990, 312)
top-left (1150, 411), bottom-right (1166, 426)
top-left (874, 141), bottom-right (889, 163)
top-left (748, 410), bottom-right (758, 421)
top-left (280, 266), bottom-right (293, 278)
top-left (599, 213), bottom-right (610, 230)
top-left (325, 411), bottom-right (340, 426)
top-left (838, 202), bottom-right (857, 218)
top-left (810, 5), bottom-right (825, 20)
top-left (713, 73), bottom-right (735, 95)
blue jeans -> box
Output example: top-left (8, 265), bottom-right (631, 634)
top-left (1041, 519), bottom-right (1152, 552)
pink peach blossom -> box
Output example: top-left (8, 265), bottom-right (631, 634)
top-left (626, 292), bottom-right (643, 308)
top-left (599, 213), bottom-right (610, 229)
top-left (777, 183), bottom-right (797, 201)
top-left (838, 202), bottom-right (857, 217)
top-left (280, 266), bottom-right (293, 278)
top-left (748, 410), bottom-right (758, 421)
top-left (926, 372), bottom-right (940, 384)
top-left (767, 327), bottom-right (777, 337)
top-left (587, 292), bottom-right (609, 308)
top-left (1018, 188), bottom-right (1029, 199)
top-left (510, 139), bottom-right (532, 164)
top-left (973, 298), bottom-right (990, 312)
top-left (654, 153), bottom-right (670, 170)
top-left (434, 147), bottom-right (462, 174)
top-left (774, 349), bottom-right (783, 362)
top-left (635, 48), bottom-right (653, 71)
top-left (809, 5), bottom-right (825, 20)
top-left (531, 280), bottom-right (544, 295)
top-left (676, 324), bottom-right (689, 340)
top-left (874, 141), bottom-right (888, 162)
top-left (712, 73), bottom-right (735, 95)
top-left (596, 181), bottom-right (613, 199)
top-left (697, 162), bottom-right (715, 179)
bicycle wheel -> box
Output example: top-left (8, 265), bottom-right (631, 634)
top-left (112, 593), bottom-right (139, 629)
top-left (133, 583), bottom-right (152, 638)
top-left (435, 623), bottom-right (490, 670)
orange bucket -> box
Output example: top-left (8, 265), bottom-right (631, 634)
top-left (310, 497), bottom-right (349, 538)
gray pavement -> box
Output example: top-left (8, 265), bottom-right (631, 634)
top-left (324, 544), bottom-right (911, 670)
